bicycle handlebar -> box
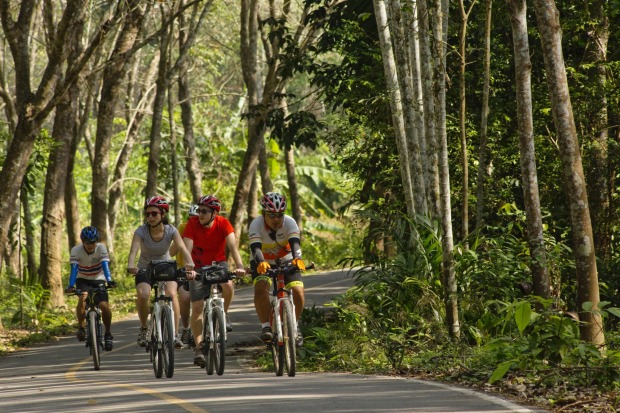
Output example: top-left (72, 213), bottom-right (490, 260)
top-left (263, 261), bottom-right (315, 277)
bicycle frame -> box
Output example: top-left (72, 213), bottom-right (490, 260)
top-left (271, 272), bottom-right (296, 346)
top-left (71, 285), bottom-right (107, 371)
top-left (203, 283), bottom-right (226, 342)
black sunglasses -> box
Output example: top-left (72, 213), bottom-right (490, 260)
top-left (145, 211), bottom-right (160, 217)
top-left (198, 208), bottom-right (213, 215)
top-left (266, 212), bottom-right (284, 218)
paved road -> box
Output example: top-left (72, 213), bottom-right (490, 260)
top-left (0, 269), bottom-right (543, 412)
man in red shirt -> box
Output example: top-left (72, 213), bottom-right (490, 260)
top-left (182, 195), bottom-right (245, 366)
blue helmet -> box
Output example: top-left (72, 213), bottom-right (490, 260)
top-left (80, 226), bottom-right (99, 243)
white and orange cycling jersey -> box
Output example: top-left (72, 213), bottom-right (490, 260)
top-left (70, 243), bottom-right (110, 281)
top-left (248, 215), bottom-right (301, 264)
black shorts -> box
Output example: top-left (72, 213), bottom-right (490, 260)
top-left (134, 269), bottom-right (152, 287)
top-left (76, 279), bottom-right (109, 304)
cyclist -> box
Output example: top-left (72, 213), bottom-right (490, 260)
top-left (173, 204), bottom-right (199, 348)
top-left (127, 196), bottom-right (196, 349)
top-left (182, 195), bottom-right (246, 365)
top-left (248, 192), bottom-right (306, 347)
top-left (65, 226), bottom-right (116, 351)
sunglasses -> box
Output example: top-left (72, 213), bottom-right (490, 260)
top-left (198, 208), bottom-right (213, 215)
top-left (145, 211), bottom-right (160, 217)
top-left (84, 241), bottom-right (97, 245)
top-left (266, 212), bottom-right (284, 219)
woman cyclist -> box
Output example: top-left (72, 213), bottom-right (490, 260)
top-left (127, 196), bottom-right (195, 348)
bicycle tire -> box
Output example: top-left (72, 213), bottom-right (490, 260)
top-left (203, 305), bottom-right (213, 374)
top-left (88, 310), bottom-right (101, 371)
top-left (282, 299), bottom-right (296, 377)
top-left (270, 303), bottom-right (284, 377)
top-left (152, 318), bottom-right (163, 378)
top-left (161, 305), bottom-right (175, 378)
top-left (212, 307), bottom-right (226, 376)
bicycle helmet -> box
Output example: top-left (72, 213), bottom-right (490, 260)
top-left (198, 195), bottom-right (221, 212)
top-left (260, 192), bottom-right (286, 213)
top-left (144, 195), bottom-right (169, 212)
top-left (188, 204), bottom-right (199, 216)
top-left (80, 226), bottom-right (99, 243)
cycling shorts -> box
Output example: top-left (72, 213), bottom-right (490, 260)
top-left (76, 279), bottom-right (109, 304)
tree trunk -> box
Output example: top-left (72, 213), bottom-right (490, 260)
top-left (92, 0), bottom-right (147, 244)
top-left (417, 0), bottom-right (440, 218)
top-left (507, 0), bottom-right (550, 300)
top-left (387, 0), bottom-right (427, 215)
top-left (582, 0), bottom-right (610, 262)
top-left (475, 0), bottom-right (492, 229)
top-left (533, 0), bottom-right (604, 346)
top-left (458, 0), bottom-right (476, 245)
top-left (21, 187), bottom-right (37, 281)
top-left (373, 0), bottom-right (415, 217)
top-left (432, 0), bottom-right (459, 338)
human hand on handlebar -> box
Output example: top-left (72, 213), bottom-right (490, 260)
top-left (257, 261), bottom-right (271, 274)
top-left (234, 267), bottom-right (246, 276)
top-left (127, 267), bottom-right (138, 275)
top-left (65, 286), bottom-right (75, 294)
top-left (292, 258), bottom-right (306, 271)
top-left (107, 280), bottom-right (117, 289)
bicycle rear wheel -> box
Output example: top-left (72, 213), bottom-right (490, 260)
top-left (212, 307), bottom-right (226, 376)
top-left (88, 311), bottom-right (100, 371)
top-left (282, 299), bottom-right (296, 377)
top-left (161, 305), bottom-right (175, 378)
top-left (270, 303), bottom-right (284, 377)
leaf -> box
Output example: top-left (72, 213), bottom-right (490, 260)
top-left (606, 307), bottom-right (620, 318)
top-left (514, 301), bottom-right (531, 333)
top-left (489, 360), bottom-right (513, 384)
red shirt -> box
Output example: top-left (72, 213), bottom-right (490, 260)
top-left (182, 215), bottom-right (233, 267)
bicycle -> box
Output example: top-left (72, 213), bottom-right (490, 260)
top-left (264, 260), bottom-right (313, 377)
top-left (195, 263), bottom-right (235, 375)
top-left (139, 260), bottom-right (187, 379)
top-left (67, 284), bottom-right (111, 371)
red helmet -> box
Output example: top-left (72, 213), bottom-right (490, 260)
top-left (260, 192), bottom-right (286, 213)
top-left (145, 196), bottom-right (169, 212)
top-left (198, 195), bottom-right (221, 212)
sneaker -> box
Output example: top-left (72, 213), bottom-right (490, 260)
top-left (226, 315), bottom-right (233, 332)
top-left (261, 326), bottom-right (273, 342)
top-left (104, 332), bottom-right (114, 351)
top-left (137, 326), bottom-right (148, 347)
top-left (180, 328), bottom-right (191, 347)
top-left (296, 327), bottom-right (303, 347)
top-left (174, 335), bottom-right (183, 349)
top-left (77, 327), bottom-right (86, 342)
top-left (193, 350), bottom-right (205, 367)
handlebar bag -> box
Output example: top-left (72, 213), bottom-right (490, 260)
top-left (149, 260), bottom-right (178, 282)
top-left (201, 266), bottom-right (228, 284)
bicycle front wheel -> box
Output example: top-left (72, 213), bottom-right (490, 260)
top-left (282, 299), bottom-right (296, 377)
top-left (270, 303), bottom-right (284, 377)
top-left (88, 311), bottom-right (101, 371)
top-left (152, 318), bottom-right (163, 378)
top-left (161, 305), bottom-right (175, 378)
top-left (212, 307), bottom-right (226, 376)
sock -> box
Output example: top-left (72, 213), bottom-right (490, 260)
top-left (262, 322), bottom-right (270, 328)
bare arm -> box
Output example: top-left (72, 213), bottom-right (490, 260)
top-left (127, 233), bottom-right (141, 274)
top-left (226, 232), bottom-right (246, 274)
top-left (173, 231), bottom-right (194, 269)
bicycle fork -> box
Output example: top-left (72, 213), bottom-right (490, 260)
top-left (273, 292), bottom-right (297, 344)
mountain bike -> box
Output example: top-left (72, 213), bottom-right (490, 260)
top-left (195, 263), bottom-right (236, 375)
top-left (264, 260), bottom-right (313, 377)
top-left (139, 260), bottom-right (187, 379)
top-left (67, 284), bottom-right (111, 371)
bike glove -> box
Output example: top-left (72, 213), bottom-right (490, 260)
top-left (257, 261), bottom-right (271, 274)
top-left (65, 286), bottom-right (75, 294)
top-left (292, 258), bottom-right (306, 271)
top-left (107, 280), bottom-right (117, 288)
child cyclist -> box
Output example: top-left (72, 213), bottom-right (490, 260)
top-left (65, 226), bottom-right (117, 351)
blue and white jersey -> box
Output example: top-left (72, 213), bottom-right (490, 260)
top-left (69, 243), bottom-right (110, 281)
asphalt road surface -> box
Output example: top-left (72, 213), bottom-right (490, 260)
top-left (0, 269), bottom-right (543, 412)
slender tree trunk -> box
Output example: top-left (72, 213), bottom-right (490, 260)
top-left (533, 0), bottom-right (603, 346)
top-left (21, 187), bottom-right (37, 281)
top-left (432, 0), bottom-right (459, 338)
top-left (475, 0), bottom-right (492, 229)
top-left (458, 0), bottom-right (476, 246)
top-left (92, 0), bottom-right (147, 244)
top-left (418, 0), bottom-right (440, 218)
top-left (373, 0), bottom-right (415, 217)
top-left (582, 0), bottom-right (609, 262)
top-left (507, 0), bottom-right (550, 300)
top-left (65, 129), bottom-right (81, 251)
top-left (388, 0), bottom-right (427, 215)
top-left (258, 139), bottom-right (273, 193)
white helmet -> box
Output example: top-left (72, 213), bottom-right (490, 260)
top-left (188, 204), bottom-right (199, 216)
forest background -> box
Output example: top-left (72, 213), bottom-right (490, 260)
top-left (1, 0), bottom-right (620, 410)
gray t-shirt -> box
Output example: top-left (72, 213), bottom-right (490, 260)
top-left (134, 224), bottom-right (178, 268)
